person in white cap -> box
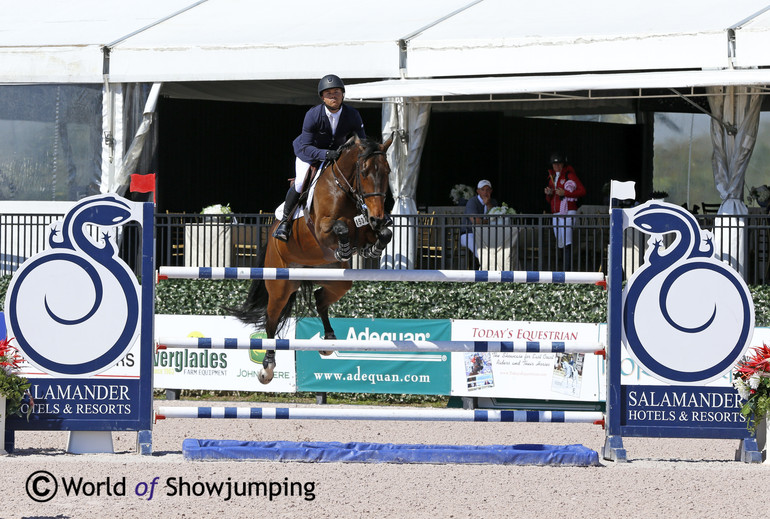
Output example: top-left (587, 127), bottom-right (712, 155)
top-left (459, 179), bottom-right (498, 267)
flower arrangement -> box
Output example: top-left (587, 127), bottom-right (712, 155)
top-left (449, 184), bottom-right (474, 205)
top-left (0, 337), bottom-right (31, 419)
top-left (747, 185), bottom-right (770, 208)
top-left (488, 202), bottom-right (517, 215)
top-left (201, 203), bottom-right (233, 215)
top-left (732, 343), bottom-right (770, 433)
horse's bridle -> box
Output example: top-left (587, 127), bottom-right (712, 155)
top-left (330, 149), bottom-right (390, 227)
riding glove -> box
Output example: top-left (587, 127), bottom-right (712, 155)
top-left (326, 149), bottom-right (340, 161)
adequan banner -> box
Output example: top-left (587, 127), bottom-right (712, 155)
top-left (295, 318), bottom-right (451, 394)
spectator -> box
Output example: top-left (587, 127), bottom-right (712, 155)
top-left (459, 180), bottom-right (498, 266)
top-left (544, 152), bottom-right (586, 270)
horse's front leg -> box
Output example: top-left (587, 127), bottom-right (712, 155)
top-left (331, 220), bottom-right (354, 261)
top-left (314, 280), bottom-right (352, 355)
top-left (361, 226), bottom-right (392, 258)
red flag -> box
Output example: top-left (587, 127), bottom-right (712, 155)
top-left (130, 173), bottom-right (156, 202)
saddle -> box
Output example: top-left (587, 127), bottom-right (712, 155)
top-left (276, 164), bottom-right (319, 221)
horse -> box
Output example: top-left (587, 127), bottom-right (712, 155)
top-left (231, 134), bottom-right (394, 384)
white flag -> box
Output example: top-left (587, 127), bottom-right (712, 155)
top-left (610, 180), bottom-right (636, 203)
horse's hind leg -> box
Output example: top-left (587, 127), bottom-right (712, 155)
top-left (258, 279), bottom-right (297, 385)
top-left (314, 280), bottom-right (352, 355)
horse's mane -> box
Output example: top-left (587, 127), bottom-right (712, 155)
top-left (339, 135), bottom-right (382, 161)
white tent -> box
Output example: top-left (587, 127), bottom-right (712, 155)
top-left (3, 0), bottom-right (770, 239)
top-left (5, 0), bottom-right (770, 86)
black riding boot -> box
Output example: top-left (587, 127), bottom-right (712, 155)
top-left (563, 244), bottom-right (573, 271)
top-left (273, 188), bottom-right (301, 242)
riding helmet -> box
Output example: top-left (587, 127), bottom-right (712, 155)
top-left (550, 152), bottom-right (567, 164)
top-left (318, 74), bottom-right (346, 96)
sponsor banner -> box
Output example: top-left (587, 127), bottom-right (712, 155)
top-left (8, 379), bottom-right (140, 430)
top-left (598, 326), bottom-right (770, 401)
top-left (153, 315), bottom-right (296, 393)
top-left (450, 320), bottom-right (602, 401)
top-left (295, 318), bottom-right (451, 394)
top-left (621, 385), bottom-right (747, 431)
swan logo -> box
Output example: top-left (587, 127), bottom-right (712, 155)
top-left (5, 195), bottom-right (143, 377)
top-left (622, 201), bottom-right (754, 384)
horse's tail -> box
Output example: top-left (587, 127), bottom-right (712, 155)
top-left (226, 239), bottom-right (314, 335)
top-left (227, 245), bottom-right (269, 327)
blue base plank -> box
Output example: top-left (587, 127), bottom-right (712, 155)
top-left (182, 439), bottom-right (601, 466)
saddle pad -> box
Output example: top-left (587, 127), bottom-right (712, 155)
top-left (274, 167), bottom-right (322, 221)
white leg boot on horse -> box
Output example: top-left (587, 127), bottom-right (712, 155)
top-left (273, 188), bottom-right (302, 242)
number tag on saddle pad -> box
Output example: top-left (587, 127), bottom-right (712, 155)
top-left (354, 214), bottom-right (368, 227)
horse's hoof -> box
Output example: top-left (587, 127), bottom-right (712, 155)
top-left (258, 367), bottom-right (275, 384)
top-left (320, 332), bottom-right (335, 356)
top-left (334, 250), bottom-right (352, 262)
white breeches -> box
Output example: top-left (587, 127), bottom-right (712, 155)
top-left (294, 157), bottom-right (312, 193)
top-left (552, 210), bottom-right (576, 248)
top-left (459, 233), bottom-right (481, 260)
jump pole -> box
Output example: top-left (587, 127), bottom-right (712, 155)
top-left (156, 337), bottom-right (605, 355)
top-left (157, 266), bottom-right (605, 285)
top-left (156, 406), bottom-right (605, 424)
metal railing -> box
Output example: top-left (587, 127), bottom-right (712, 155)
top-left (2, 211), bottom-right (770, 284)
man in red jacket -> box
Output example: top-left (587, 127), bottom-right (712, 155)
top-left (544, 152), bottom-right (586, 270)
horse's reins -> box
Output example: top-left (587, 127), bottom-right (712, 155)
top-left (329, 149), bottom-right (388, 226)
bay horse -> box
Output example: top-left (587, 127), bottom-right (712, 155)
top-left (231, 134), bottom-right (394, 384)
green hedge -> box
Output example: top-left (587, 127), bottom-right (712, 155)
top-left (154, 279), bottom-right (610, 321)
top-left (3, 275), bottom-right (767, 325)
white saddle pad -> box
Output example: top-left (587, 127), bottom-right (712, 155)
top-left (274, 169), bottom-right (322, 220)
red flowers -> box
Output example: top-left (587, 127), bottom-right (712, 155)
top-left (733, 344), bottom-right (770, 434)
top-left (0, 336), bottom-right (24, 374)
top-left (734, 343), bottom-right (770, 380)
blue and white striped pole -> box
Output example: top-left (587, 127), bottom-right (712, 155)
top-left (156, 337), bottom-right (605, 354)
top-left (156, 406), bottom-right (604, 424)
top-left (158, 267), bottom-right (605, 285)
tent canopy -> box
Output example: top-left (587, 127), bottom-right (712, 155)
top-left (3, 0), bottom-right (770, 102)
top-left (401, 0), bottom-right (770, 77)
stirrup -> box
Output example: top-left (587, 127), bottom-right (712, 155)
top-left (273, 221), bottom-right (291, 242)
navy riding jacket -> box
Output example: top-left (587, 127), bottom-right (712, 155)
top-left (292, 103), bottom-right (366, 164)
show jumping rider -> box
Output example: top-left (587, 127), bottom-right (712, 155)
top-left (272, 74), bottom-right (367, 242)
